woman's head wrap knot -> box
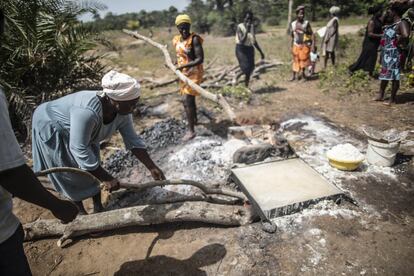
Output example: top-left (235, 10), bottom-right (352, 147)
top-left (175, 14), bottom-right (191, 26)
top-left (100, 70), bottom-right (140, 101)
top-left (330, 6), bottom-right (341, 15)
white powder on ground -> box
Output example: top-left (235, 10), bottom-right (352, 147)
top-left (326, 143), bottom-right (364, 162)
top-left (280, 116), bottom-right (398, 199)
top-left (167, 137), bottom-right (247, 183)
top-left (365, 164), bottom-right (398, 180)
top-left (271, 200), bottom-right (368, 233)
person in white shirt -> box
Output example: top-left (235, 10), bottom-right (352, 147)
top-left (0, 10), bottom-right (78, 275)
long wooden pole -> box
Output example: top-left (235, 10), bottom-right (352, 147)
top-left (24, 202), bottom-right (255, 247)
top-left (35, 167), bottom-right (246, 200)
top-left (122, 29), bottom-right (237, 122)
top-left (287, 0), bottom-right (293, 34)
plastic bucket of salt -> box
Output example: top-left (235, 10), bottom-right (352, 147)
top-left (366, 139), bottom-right (400, 167)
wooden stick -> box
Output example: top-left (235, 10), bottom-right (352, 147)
top-left (35, 167), bottom-right (246, 200)
top-left (24, 202), bottom-right (256, 247)
top-left (122, 29), bottom-right (237, 122)
top-left (140, 77), bottom-right (178, 89)
top-left (122, 194), bottom-right (241, 206)
top-left (122, 179), bottom-right (246, 201)
top-left (204, 56), bottom-right (218, 70)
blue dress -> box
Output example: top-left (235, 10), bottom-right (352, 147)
top-left (32, 91), bottom-right (146, 201)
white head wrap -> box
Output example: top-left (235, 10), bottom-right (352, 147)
top-left (99, 70), bottom-right (140, 101)
top-left (329, 6), bottom-right (340, 15)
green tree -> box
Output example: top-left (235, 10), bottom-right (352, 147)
top-left (186, 0), bottom-right (210, 33)
top-left (0, 0), bottom-right (106, 139)
top-left (292, 0), bottom-right (387, 21)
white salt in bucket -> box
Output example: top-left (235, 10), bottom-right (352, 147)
top-left (366, 139), bottom-right (400, 167)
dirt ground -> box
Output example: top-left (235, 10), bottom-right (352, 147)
top-left (13, 24), bottom-right (414, 275)
top-left (14, 78), bottom-right (414, 275)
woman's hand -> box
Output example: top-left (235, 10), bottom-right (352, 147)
top-left (51, 200), bottom-right (79, 224)
top-left (150, 166), bottom-right (166, 181)
top-left (102, 178), bottom-right (120, 192)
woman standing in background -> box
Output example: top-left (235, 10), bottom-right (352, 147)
top-left (322, 6), bottom-right (340, 69)
top-left (235, 11), bottom-right (265, 87)
top-left (375, 3), bottom-right (410, 105)
top-left (349, 5), bottom-right (384, 76)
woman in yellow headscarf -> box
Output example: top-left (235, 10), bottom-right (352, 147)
top-left (172, 14), bottom-right (204, 141)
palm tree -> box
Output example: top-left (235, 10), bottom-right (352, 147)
top-left (0, 0), bottom-right (106, 140)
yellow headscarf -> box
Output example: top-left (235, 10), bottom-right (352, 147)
top-left (175, 14), bottom-right (192, 26)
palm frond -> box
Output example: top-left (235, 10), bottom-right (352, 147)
top-left (0, 0), bottom-right (105, 141)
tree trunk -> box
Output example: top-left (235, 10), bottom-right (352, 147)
top-left (311, 0), bottom-right (317, 21)
top-left (24, 202), bottom-right (256, 247)
top-left (216, 0), bottom-right (224, 11)
top-left (287, 0), bottom-right (293, 34)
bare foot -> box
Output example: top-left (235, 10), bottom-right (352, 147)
top-left (288, 77), bottom-right (296, 82)
top-left (182, 131), bottom-right (196, 141)
top-left (372, 95), bottom-right (384, 101)
top-left (382, 101), bottom-right (392, 106)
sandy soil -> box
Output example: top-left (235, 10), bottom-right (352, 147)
top-left (14, 73), bottom-right (414, 276)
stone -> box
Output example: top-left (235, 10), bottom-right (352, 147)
top-left (233, 143), bottom-right (275, 164)
top-left (261, 221), bottom-right (277, 234)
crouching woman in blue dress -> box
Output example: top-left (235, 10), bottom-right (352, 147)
top-left (32, 70), bottom-right (165, 214)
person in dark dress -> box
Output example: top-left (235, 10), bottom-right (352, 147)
top-left (349, 5), bottom-right (384, 76)
top-left (235, 11), bottom-right (265, 87)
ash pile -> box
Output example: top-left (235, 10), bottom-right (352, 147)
top-left (103, 119), bottom-right (294, 210)
top-left (103, 118), bottom-right (186, 175)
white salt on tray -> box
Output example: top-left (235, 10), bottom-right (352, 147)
top-left (326, 143), bottom-right (364, 162)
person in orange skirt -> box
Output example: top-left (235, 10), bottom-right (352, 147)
top-left (290, 5), bottom-right (315, 81)
top-left (173, 14), bottom-right (204, 141)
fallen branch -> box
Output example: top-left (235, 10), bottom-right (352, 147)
top-left (139, 59), bottom-right (284, 92)
top-left (122, 179), bottom-right (246, 201)
top-left (204, 56), bottom-right (218, 70)
top-left (141, 77), bottom-right (178, 89)
top-left (110, 194), bottom-right (242, 207)
top-left (122, 29), bottom-right (237, 122)
top-left (35, 167), bottom-right (101, 183)
top-left (35, 167), bottom-right (246, 201)
top-left (24, 202), bottom-right (256, 247)
top-left (142, 89), bottom-right (179, 99)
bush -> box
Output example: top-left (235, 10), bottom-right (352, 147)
top-left (266, 16), bottom-right (280, 26)
top-left (220, 85), bottom-right (252, 102)
top-left (319, 66), bottom-right (372, 95)
top-left (337, 35), bottom-right (352, 58)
